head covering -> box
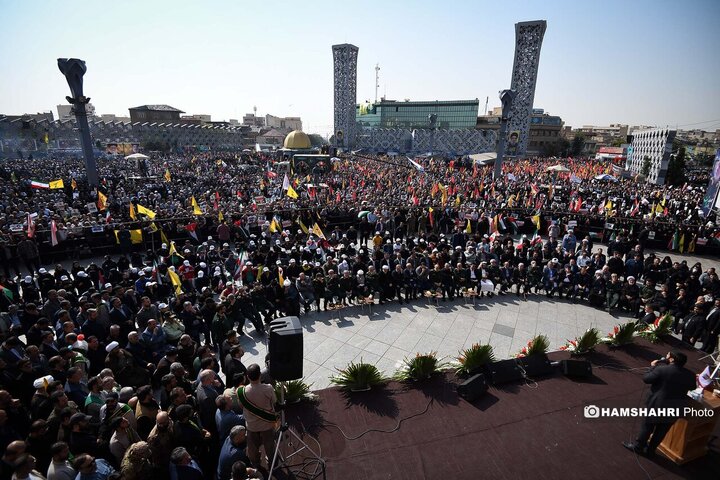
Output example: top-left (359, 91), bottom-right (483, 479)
top-left (39, 268), bottom-right (47, 274)
top-left (105, 341), bottom-right (119, 352)
top-left (158, 303), bottom-right (168, 309)
top-left (33, 375), bottom-right (54, 389)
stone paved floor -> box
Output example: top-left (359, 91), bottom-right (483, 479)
top-left (238, 292), bottom-right (644, 391)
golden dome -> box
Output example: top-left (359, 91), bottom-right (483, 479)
top-left (283, 130), bottom-right (311, 149)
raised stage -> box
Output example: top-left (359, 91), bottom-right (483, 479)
top-left (280, 337), bottom-right (720, 480)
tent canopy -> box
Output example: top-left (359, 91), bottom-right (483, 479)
top-left (125, 153), bottom-right (149, 160)
top-left (468, 152), bottom-right (497, 165)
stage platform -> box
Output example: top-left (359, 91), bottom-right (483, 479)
top-left (280, 337), bottom-right (719, 480)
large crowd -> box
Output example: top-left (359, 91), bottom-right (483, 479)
top-left (0, 152), bottom-right (719, 480)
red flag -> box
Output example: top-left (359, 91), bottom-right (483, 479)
top-left (213, 191), bottom-right (220, 211)
top-left (50, 220), bottom-right (58, 246)
top-left (336, 191), bottom-right (341, 203)
top-left (27, 213), bottom-right (35, 238)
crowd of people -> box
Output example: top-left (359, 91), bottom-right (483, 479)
top-left (0, 152), bottom-right (719, 480)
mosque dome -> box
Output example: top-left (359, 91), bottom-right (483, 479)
top-left (283, 130), bottom-right (311, 149)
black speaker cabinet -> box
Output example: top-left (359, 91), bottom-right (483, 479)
top-left (457, 374), bottom-right (488, 402)
top-left (268, 316), bottom-right (303, 381)
top-left (488, 359), bottom-right (525, 385)
top-left (518, 354), bottom-right (554, 377)
top-left (560, 359), bottom-right (592, 378)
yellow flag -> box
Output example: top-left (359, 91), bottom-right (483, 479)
top-left (455, 194), bottom-right (461, 207)
top-left (532, 215), bottom-right (541, 232)
top-left (168, 241), bottom-right (184, 258)
top-left (71, 179), bottom-right (77, 190)
top-left (218, 211), bottom-right (224, 222)
top-left (160, 230), bottom-right (170, 247)
top-left (298, 219), bottom-right (309, 234)
top-left (167, 268), bottom-right (183, 295)
top-left (440, 184), bottom-right (448, 206)
top-left (148, 222), bottom-right (159, 233)
top-left (311, 222), bottom-right (326, 239)
top-left (164, 169), bottom-right (171, 182)
top-left (129, 203), bottom-right (137, 220)
top-left (278, 269), bottom-right (285, 285)
top-left (191, 196), bottom-right (202, 215)
top-left (605, 200), bottom-right (613, 211)
top-left (114, 229), bottom-right (143, 244)
top-left (678, 234), bottom-right (685, 253)
top-left (465, 219), bottom-right (472, 234)
top-left (286, 185), bottom-right (299, 199)
top-left (269, 217), bottom-right (280, 233)
top-left (507, 194), bottom-right (515, 208)
top-left (136, 204), bottom-right (156, 219)
top-left (97, 191), bottom-right (107, 211)
top-left (655, 203), bottom-right (664, 214)
top-left (49, 179), bottom-right (64, 189)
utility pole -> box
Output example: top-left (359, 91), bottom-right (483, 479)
top-left (375, 63), bottom-right (380, 103)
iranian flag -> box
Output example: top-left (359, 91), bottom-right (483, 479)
top-left (30, 181), bottom-right (49, 189)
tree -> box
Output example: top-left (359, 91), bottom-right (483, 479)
top-left (641, 156), bottom-right (651, 177)
top-left (665, 146), bottom-right (686, 186)
top-left (571, 135), bottom-right (585, 157)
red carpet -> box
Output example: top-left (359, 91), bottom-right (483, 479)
top-left (281, 338), bottom-right (719, 480)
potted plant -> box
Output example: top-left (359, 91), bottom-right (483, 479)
top-left (395, 351), bottom-right (446, 382)
top-left (330, 360), bottom-right (386, 392)
top-left (455, 343), bottom-right (495, 376)
top-left (274, 379), bottom-right (313, 404)
top-left (637, 313), bottom-right (674, 343)
top-left (515, 334), bottom-right (550, 358)
top-left (601, 322), bottom-right (636, 347)
top-left (560, 328), bottom-right (600, 355)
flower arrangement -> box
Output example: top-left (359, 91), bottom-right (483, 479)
top-left (601, 322), bottom-right (636, 347)
top-left (395, 351), bottom-right (447, 382)
top-left (638, 313), bottom-right (674, 343)
top-left (560, 328), bottom-right (600, 355)
top-left (455, 343), bottom-right (495, 375)
top-left (515, 334), bottom-right (550, 358)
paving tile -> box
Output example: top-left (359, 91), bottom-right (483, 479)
top-left (346, 333), bottom-right (373, 350)
top-left (353, 351), bottom-right (382, 365)
top-left (304, 337), bottom-right (345, 365)
top-left (488, 332), bottom-right (513, 359)
top-left (413, 332), bottom-right (444, 353)
top-left (363, 339), bottom-right (391, 357)
top-left (464, 327), bottom-right (493, 347)
top-left (491, 323), bottom-right (515, 338)
top-left (322, 344), bottom-right (362, 369)
top-left (391, 329), bottom-right (424, 353)
top-left (377, 323), bottom-right (408, 345)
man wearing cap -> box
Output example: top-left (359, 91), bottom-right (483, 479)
top-left (68, 412), bottom-right (96, 456)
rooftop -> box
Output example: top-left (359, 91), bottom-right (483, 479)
top-left (129, 105), bottom-right (185, 113)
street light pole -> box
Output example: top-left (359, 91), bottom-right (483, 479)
top-left (57, 58), bottom-right (99, 187)
top-left (494, 89), bottom-right (516, 180)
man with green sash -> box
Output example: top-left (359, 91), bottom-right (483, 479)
top-left (236, 363), bottom-right (276, 468)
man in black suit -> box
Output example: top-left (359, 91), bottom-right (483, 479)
top-left (701, 299), bottom-right (720, 354)
top-left (623, 350), bottom-right (696, 456)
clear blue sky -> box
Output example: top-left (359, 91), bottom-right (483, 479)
top-left (1, 0), bottom-right (719, 136)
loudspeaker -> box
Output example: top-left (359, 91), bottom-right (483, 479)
top-left (457, 374), bottom-right (488, 402)
top-left (268, 316), bottom-right (303, 381)
top-left (560, 359), bottom-right (592, 378)
top-left (518, 354), bottom-right (554, 377)
top-left (488, 359), bottom-right (524, 385)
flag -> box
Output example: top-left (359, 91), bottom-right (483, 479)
top-left (71, 179), bottom-right (77, 190)
top-left (298, 219), bottom-right (309, 234)
top-left (191, 196), bottom-right (202, 215)
top-left (678, 233), bottom-right (685, 253)
top-left (218, 211), bottom-right (224, 222)
top-left (129, 203), bottom-right (137, 220)
top-left (440, 184), bottom-right (448, 206)
top-left (630, 200), bottom-right (639, 217)
top-left (164, 168), bottom-right (171, 182)
top-left (465, 219), bottom-right (472, 234)
top-left (168, 268), bottom-right (183, 295)
top-left (49, 179), bottom-right (64, 189)
top-left (269, 217), bottom-right (281, 233)
top-left (160, 230), bottom-right (170, 246)
top-left (114, 229), bottom-right (143, 244)
top-left (105, 209), bottom-right (112, 224)
top-left (168, 241), bottom-right (183, 258)
top-left (311, 222), bottom-right (326, 239)
top-left (27, 213), bottom-right (35, 238)
top-left (406, 157), bottom-right (425, 172)
top-left (213, 191), bottom-right (220, 211)
top-left (669, 231), bottom-right (679, 251)
top-left (148, 222), bottom-right (159, 233)
top-left (282, 174), bottom-right (290, 191)
top-left (185, 223), bottom-right (199, 241)
top-left (455, 194), bottom-right (461, 207)
top-left (278, 268), bottom-right (285, 286)
top-left (153, 260), bottom-right (163, 285)
top-left (532, 214), bottom-right (541, 232)
top-left (286, 185), bottom-right (299, 199)
top-left (0, 285), bottom-right (13, 302)
top-left (30, 181), bottom-right (49, 189)
top-left (655, 203), bottom-right (664, 215)
top-left (136, 204), bottom-right (156, 219)
top-left (50, 220), bottom-right (58, 246)
top-left (97, 191), bottom-right (107, 211)
top-left (428, 207), bottom-right (434, 228)
top-left (530, 184), bottom-right (539, 197)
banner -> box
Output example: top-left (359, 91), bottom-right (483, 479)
top-left (700, 149), bottom-right (720, 216)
